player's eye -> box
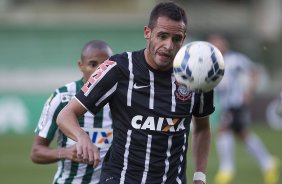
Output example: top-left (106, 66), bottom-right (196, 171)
top-left (158, 33), bottom-right (168, 40)
top-left (172, 36), bottom-right (183, 43)
top-left (89, 62), bottom-right (99, 67)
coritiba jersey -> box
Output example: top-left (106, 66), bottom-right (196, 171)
top-left (35, 79), bottom-right (112, 184)
top-left (76, 49), bottom-right (214, 184)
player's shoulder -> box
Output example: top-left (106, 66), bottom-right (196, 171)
top-left (56, 79), bottom-right (81, 93)
top-left (109, 49), bottom-right (144, 65)
top-left (54, 79), bottom-right (82, 103)
top-left (110, 52), bottom-right (127, 60)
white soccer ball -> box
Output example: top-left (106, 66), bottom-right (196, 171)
top-left (173, 41), bottom-right (225, 92)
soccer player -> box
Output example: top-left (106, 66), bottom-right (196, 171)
top-left (208, 34), bottom-right (280, 184)
top-left (57, 2), bottom-right (213, 184)
top-left (30, 40), bottom-right (114, 184)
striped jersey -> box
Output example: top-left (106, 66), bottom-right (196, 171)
top-left (215, 51), bottom-right (255, 110)
top-left (35, 79), bottom-right (112, 184)
top-left (76, 49), bottom-right (214, 184)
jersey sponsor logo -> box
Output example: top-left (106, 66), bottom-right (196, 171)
top-left (60, 93), bottom-right (74, 103)
top-left (133, 83), bottom-right (150, 89)
top-left (67, 128), bottom-right (113, 148)
top-left (175, 82), bottom-right (192, 101)
top-left (82, 60), bottom-right (116, 96)
top-left (131, 115), bottom-right (186, 132)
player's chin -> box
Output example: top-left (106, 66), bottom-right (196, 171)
top-left (156, 61), bottom-right (172, 71)
top-left (157, 55), bottom-right (172, 65)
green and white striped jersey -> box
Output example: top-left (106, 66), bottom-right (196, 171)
top-left (35, 79), bottom-right (112, 184)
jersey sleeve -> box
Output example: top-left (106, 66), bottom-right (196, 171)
top-left (75, 58), bottom-right (121, 115)
top-left (192, 90), bottom-right (215, 117)
top-left (34, 91), bottom-right (62, 140)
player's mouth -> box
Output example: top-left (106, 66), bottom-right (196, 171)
top-left (157, 51), bottom-right (172, 61)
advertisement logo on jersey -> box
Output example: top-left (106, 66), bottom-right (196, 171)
top-left (67, 128), bottom-right (113, 149)
top-left (175, 81), bottom-right (192, 101)
top-left (82, 60), bottom-right (116, 96)
top-left (131, 115), bottom-right (187, 132)
top-left (60, 92), bottom-right (75, 103)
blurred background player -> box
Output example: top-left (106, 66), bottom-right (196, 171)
top-left (207, 34), bottom-right (280, 184)
top-left (30, 40), bottom-right (113, 184)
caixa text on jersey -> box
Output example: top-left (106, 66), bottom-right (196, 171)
top-left (131, 115), bottom-right (188, 132)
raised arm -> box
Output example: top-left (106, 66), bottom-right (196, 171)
top-left (56, 98), bottom-right (100, 167)
top-left (192, 115), bottom-right (211, 184)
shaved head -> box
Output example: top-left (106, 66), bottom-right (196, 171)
top-left (78, 40), bottom-right (113, 83)
top-left (81, 40), bottom-right (113, 61)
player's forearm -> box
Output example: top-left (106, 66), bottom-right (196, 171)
top-left (31, 145), bottom-right (61, 164)
top-left (192, 118), bottom-right (211, 172)
top-left (57, 108), bottom-right (85, 142)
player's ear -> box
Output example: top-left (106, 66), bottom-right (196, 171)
top-left (144, 26), bottom-right (150, 39)
top-left (78, 60), bottom-right (83, 71)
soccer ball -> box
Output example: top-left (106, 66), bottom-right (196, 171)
top-left (173, 41), bottom-right (225, 92)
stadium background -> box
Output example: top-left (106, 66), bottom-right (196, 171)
top-left (0, 0), bottom-right (281, 183)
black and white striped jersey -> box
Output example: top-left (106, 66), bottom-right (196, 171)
top-left (76, 49), bottom-right (214, 184)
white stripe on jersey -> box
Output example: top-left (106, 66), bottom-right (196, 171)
top-left (120, 129), bottom-right (132, 184)
top-left (84, 111), bottom-right (94, 128)
top-left (54, 160), bottom-right (72, 184)
top-left (171, 75), bottom-right (176, 112)
top-left (162, 136), bottom-right (173, 184)
top-left (149, 71), bottom-right (154, 109)
top-left (37, 89), bottom-right (61, 138)
top-left (141, 134), bottom-right (152, 184)
top-left (176, 176), bottom-right (182, 184)
top-left (38, 82), bottom-right (76, 138)
top-left (95, 83), bottom-right (118, 106)
top-left (75, 96), bottom-right (90, 112)
top-left (90, 159), bottom-right (103, 184)
top-left (66, 81), bottom-right (76, 95)
top-left (101, 104), bottom-right (112, 128)
top-left (90, 166), bottom-right (102, 184)
top-left (127, 52), bottom-right (134, 107)
top-left (53, 161), bottom-right (62, 183)
top-left (176, 133), bottom-right (187, 184)
top-left (72, 163), bottom-right (100, 184)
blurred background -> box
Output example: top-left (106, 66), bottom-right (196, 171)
top-left (0, 0), bottom-right (281, 184)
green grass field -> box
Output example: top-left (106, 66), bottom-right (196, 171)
top-left (0, 124), bottom-right (281, 184)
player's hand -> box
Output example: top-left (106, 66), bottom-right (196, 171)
top-left (59, 145), bottom-right (79, 162)
top-left (76, 133), bottom-right (101, 168)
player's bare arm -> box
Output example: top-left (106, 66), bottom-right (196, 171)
top-left (31, 136), bottom-right (59, 163)
top-left (192, 115), bottom-right (211, 183)
top-left (31, 136), bottom-right (81, 163)
top-left (56, 98), bottom-right (101, 167)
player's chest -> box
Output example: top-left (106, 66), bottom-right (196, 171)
top-left (116, 74), bottom-right (195, 114)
